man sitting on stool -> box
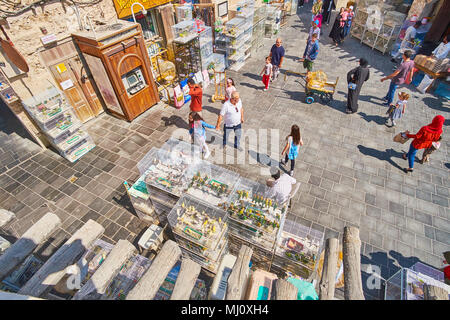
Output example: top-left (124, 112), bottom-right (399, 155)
top-left (266, 167), bottom-right (298, 207)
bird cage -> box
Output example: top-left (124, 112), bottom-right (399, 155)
top-left (167, 195), bottom-right (229, 274)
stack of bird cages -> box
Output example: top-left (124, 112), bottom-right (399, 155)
top-left (168, 195), bottom-right (229, 274)
top-left (140, 146), bottom-right (202, 225)
top-left (385, 262), bottom-right (450, 300)
top-left (199, 26), bottom-right (214, 71)
top-left (271, 217), bottom-right (324, 279)
top-left (235, 0), bottom-right (255, 65)
top-left (224, 17), bottom-right (248, 71)
top-left (373, 21), bottom-right (402, 55)
top-left (125, 174), bottom-right (159, 224)
top-left (182, 160), bottom-right (240, 207)
top-left (350, 8), bottom-right (368, 40)
top-left (219, 177), bottom-right (287, 270)
top-left (172, 21), bottom-right (202, 79)
top-left (265, 4), bottom-right (281, 38)
top-left (251, 5), bottom-right (266, 54)
top-left (22, 88), bottom-right (95, 163)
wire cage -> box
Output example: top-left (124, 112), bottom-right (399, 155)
top-left (228, 232), bottom-right (274, 271)
top-left (182, 160), bottom-right (240, 206)
top-left (173, 36), bottom-right (201, 79)
top-left (385, 263), bottom-right (450, 300)
top-left (271, 216), bottom-right (324, 279)
top-left (167, 195), bottom-right (229, 273)
top-left (220, 176), bottom-right (287, 253)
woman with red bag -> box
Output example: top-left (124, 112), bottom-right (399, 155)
top-left (402, 115), bottom-right (445, 173)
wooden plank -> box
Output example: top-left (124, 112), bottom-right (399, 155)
top-left (126, 240), bottom-right (181, 300)
top-left (0, 212), bottom-right (61, 281)
top-left (18, 220), bottom-right (104, 298)
top-left (170, 258), bottom-right (201, 300)
top-left (72, 240), bottom-right (136, 300)
top-left (424, 284), bottom-right (449, 300)
top-left (319, 238), bottom-right (339, 300)
top-left (226, 245), bottom-right (253, 300)
top-left (274, 279), bottom-right (297, 300)
top-left (342, 227), bottom-right (365, 300)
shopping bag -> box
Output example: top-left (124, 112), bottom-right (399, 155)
top-left (202, 70), bottom-right (210, 89)
top-left (173, 85), bottom-right (184, 109)
top-left (393, 132), bottom-right (409, 144)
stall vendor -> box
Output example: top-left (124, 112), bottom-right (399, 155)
top-left (391, 19), bottom-right (421, 62)
top-left (265, 167), bottom-right (297, 205)
top-left (431, 35), bottom-right (450, 60)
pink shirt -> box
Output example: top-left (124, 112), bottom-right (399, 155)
top-left (225, 85), bottom-right (236, 100)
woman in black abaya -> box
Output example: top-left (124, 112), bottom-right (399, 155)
top-left (328, 7), bottom-right (345, 46)
top-left (346, 58), bottom-right (370, 114)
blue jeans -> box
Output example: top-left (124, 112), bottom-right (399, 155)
top-left (385, 81), bottom-right (398, 105)
top-left (406, 143), bottom-right (418, 169)
top-left (223, 123), bottom-right (242, 148)
top-left (343, 21), bottom-right (352, 38)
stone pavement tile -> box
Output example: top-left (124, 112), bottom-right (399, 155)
top-left (370, 232), bottom-right (383, 248)
top-left (435, 186), bottom-right (449, 197)
top-left (396, 241), bottom-right (413, 258)
top-left (104, 222), bottom-right (121, 239)
top-left (365, 193), bottom-right (376, 206)
top-left (388, 201), bottom-right (404, 216)
top-left (431, 194), bottom-right (449, 207)
top-left (313, 198), bottom-right (329, 213)
top-left (366, 205), bottom-right (381, 219)
top-left (383, 237), bottom-right (397, 253)
top-left (415, 235), bottom-right (432, 253)
top-left (405, 217), bottom-right (425, 234)
top-left (113, 227), bottom-right (131, 242)
top-left (413, 209), bottom-right (433, 226)
top-left (304, 208), bottom-right (320, 223)
top-left (381, 210), bottom-right (396, 225)
top-left (417, 180), bottom-right (435, 193)
top-left (432, 240), bottom-right (448, 257)
top-left (432, 216), bottom-right (450, 233)
top-left (321, 169), bottom-right (341, 183)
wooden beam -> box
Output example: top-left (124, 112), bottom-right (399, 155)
top-left (170, 258), bottom-right (201, 300)
top-left (424, 284), bottom-right (449, 300)
top-left (126, 240), bottom-right (181, 300)
top-left (342, 227), bottom-right (365, 300)
top-left (0, 212), bottom-right (61, 281)
top-left (18, 220), bottom-right (104, 298)
top-left (319, 238), bottom-right (339, 300)
top-left (72, 240), bottom-right (136, 300)
top-left (275, 279), bottom-right (298, 300)
top-left (226, 245), bottom-right (253, 300)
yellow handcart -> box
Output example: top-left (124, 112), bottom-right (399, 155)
top-left (211, 69), bottom-right (226, 103)
top-left (305, 70), bottom-right (339, 104)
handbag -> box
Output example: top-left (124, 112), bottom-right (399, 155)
top-left (393, 132), bottom-right (409, 144)
top-left (348, 82), bottom-right (357, 90)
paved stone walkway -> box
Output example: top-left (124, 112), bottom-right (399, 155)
top-left (0, 5), bottom-right (449, 299)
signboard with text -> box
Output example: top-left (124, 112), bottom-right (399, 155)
top-left (113, 0), bottom-right (172, 19)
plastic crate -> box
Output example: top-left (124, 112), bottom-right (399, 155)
top-left (45, 108), bottom-right (82, 141)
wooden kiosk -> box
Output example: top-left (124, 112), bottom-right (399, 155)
top-left (71, 21), bottom-right (159, 122)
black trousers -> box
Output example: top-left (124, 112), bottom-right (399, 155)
top-left (285, 154), bottom-right (295, 171)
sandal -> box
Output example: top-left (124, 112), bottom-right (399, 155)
top-left (402, 153), bottom-right (407, 160)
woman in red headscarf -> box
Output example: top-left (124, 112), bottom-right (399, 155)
top-left (402, 115), bottom-right (445, 173)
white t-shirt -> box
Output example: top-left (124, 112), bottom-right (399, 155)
top-left (220, 99), bottom-right (243, 127)
top-left (266, 174), bottom-right (297, 204)
top-left (264, 63), bottom-right (273, 75)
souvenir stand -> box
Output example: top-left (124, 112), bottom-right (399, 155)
top-left (167, 195), bottom-right (229, 274)
top-left (271, 218), bottom-right (324, 279)
top-left (22, 88), bottom-right (95, 163)
top-left (218, 176), bottom-right (287, 270)
top-left (172, 20), bottom-right (202, 79)
top-left (251, 4), bottom-right (267, 55)
top-left (385, 262), bottom-right (450, 300)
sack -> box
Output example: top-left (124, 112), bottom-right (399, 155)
top-left (393, 132), bottom-right (409, 144)
top-left (348, 82), bottom-right (357, 90)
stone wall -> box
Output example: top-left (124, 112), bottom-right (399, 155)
top-left (3, 0), bottom-right (119, 100)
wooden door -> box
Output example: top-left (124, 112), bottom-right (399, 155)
top-left (39, 38), bottom-right (104, 123)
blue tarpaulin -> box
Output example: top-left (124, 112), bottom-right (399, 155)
top-left (286, 278), bottom-right (319, 300)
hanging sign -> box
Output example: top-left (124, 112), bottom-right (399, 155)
top-left (55, 63), bottom-right (67, 73)
top-left (113, 0), bottom-right (172, 19)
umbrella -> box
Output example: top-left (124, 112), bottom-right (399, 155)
top-left (286, 277), bottom-right (319, 300)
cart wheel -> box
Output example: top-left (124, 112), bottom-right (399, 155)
top-left (306, 96), bottom-right (314, 104)
top-left (211, 96), bottom-right (216, 103)
top-left (320, 93), bottom-right (332, 104)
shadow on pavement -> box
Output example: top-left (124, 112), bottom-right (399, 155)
top-left (357, 145), bottom-right (405, 172)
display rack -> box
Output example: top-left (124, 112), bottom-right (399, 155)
top-left (0, 70), bottom-right (19, 103)
top-left (385, 262), bottom-right (450, 300)
top-left (125, 175), bottom-right (159, 224)
top-left (350, 8), bottom-right (401, 55)
top-left (167, 195), bottom-right (229, 273)
top-left (182, 160), bottom-right (240, 206)
top-left (271, 218), bottom-right (324, 279)
top-left (219, 176), bottom-right (287, 252)
top-left (199, 26), bottom-right (214, 71)
top-left (235, 0), bottom-right (255, 66)
top-left (224, 17), bottom-right (248, 71)
top-left (22, 87), bottom-right (95, 163)
top-left (176, 4), bottom-right (193, 22)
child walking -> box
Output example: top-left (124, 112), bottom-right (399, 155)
top-left (260, 56), bottom-right (273, 91)
top-left (281, 125), bottom-right (303, 176)
top-left (225, 78), bottom-right (236, 101)
top-left (189, 112), bottom-right (215, 159)
top-left (421, 135), bottom-right (442, 163)
top-left (386, 92), bottom-right (409, 127)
